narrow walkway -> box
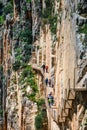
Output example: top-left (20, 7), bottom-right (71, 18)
top-left (32, 64), bottom-right (58, 124)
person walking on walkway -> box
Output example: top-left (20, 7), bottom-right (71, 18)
top-left (45, 78), bottom-right (48, 86)
top-left (47, 92), bottom-right (54, 107)
top-left (41, 64), bottom-right (45, 72)
top-left (45, 65), bottom-right (48, 73)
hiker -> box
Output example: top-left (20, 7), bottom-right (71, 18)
top-left (48, 79), bottom-right (51, 87)
top-left (47, 92), bottom-right (54, 107)
top-left (45, 78), bottom-right (48, 86)
top-left (45, 65), bottom-right (48, 73)
top-left (41, 64), bottom-right (45, 72)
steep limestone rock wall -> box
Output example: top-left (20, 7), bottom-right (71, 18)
top-left (0, 0), bottom-right (47, 130)
top-left (32, 0), bottom-right (87, 130)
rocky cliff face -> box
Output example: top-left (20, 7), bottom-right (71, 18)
top-left (0, 0), bottom-right (47, 130)
top-left (0, 0), bottom-right (87, 130)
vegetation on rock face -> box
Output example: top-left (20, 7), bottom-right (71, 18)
top-left (0, 0), bottom-right (13, 24)
top-left (49, 15), bottom-right (57, 34)
top-left (36, 99), bottom-right (45, 110)
top-left (4, 3), bottom-right (13, 15)
top-left (35, 99), bottom-right (48, 130)
top-left (19, 64), bottom-right (38, 102)
top-left (35, 114), bottom-right (43, 130)
top-left (42, 0), bottom-right (57, 35)
top-left (77, 3), bottom-right (82, 13)
top-left (78, 23), bottom-right (87, 47)
top-left (0, 15), bottom-right (4, 24)
top-left (13, 20), bottom-right (32, 71)
top-left (77, 5), bottom-right (87, 62)
top-left (0, 2), bottom-right (4, 24)
top-left (13, 61), bottom-right (21, 71)
top-left (78, 24), bottom-right (87, 34)
top-left (77, 2), bottom-right (87, 14)
top-left (1, 0), bottom-right (48, 128)
top-left (11, 0), bottom-right (39, 103)
top-left (26, 0), bottom-right (31, 2)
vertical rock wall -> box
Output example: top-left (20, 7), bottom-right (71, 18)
top-left (32, 0), bottom-right (87, 130)
top-left (0, 0), bottom-right (41, 130)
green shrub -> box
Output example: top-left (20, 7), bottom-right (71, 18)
top-left (49, 15), bottom-right (57, 34)
top-left (19, 28), bottom-right (32, 43)
top-left (12, 61), bottom-right (21, 71)
top-left (78, 24), bottom-right (87, 47)
top-left (35, 109), bottom-right (48, 130)
top-left (7, 0), bottom-right (13, 5)
top-left (15, 48), bottom-right (21, 54)
top-left (78, 24), bottom-right (87, 34)
top-left (42, 0), bottom-right (53, 19)
top-left (13, 22), bottom-right (32, 68)
top-left (16, 55), bottom-right (22, 61)
top-left (21, 65), bottom-right (33, 78)
top-left (35, 114), bottom-right (43, 130)
top-left (26, 92), bottom-right (36, 101)
top-left (19, 65), bottom-right (38, 101)
top-left (36, 99), bottom-right (45, 111)
top-left (0, 15), bottom-right (4, 24)
top-left (42, 9), bottom-right (51, 19)
top-left (77, 3), bottom-right (82, 11)
top-left (4, 3), bottom-right (13, 15)
top-left (26, 0), bottom-right (31, 2)
top-left (37, 99), bottom-right (45, 107)
top-left (21, 65), bottom-right (38, 91)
